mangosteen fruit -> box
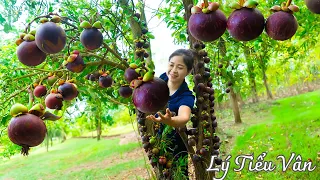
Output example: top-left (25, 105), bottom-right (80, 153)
top-left (45, 93), bottom-right (63, 110)
top-left (17, 41), bottom-right (46, 66)
top-left (58, 82), bottom-right (78, 101)
top-left (265, 10), bottom-right (298, 41)
top-left (189, 4), bottom-right (227, 42)
top-left (65, 51), bottom-right (85, 73)
top-left (188, 138), bottom-right (196, 146)
top-left (99, 74), bottom-right (113, 88)
top-left (132, 77), bottom-right (169, 113)
top-left (35, 21), bottom-right (66, 54)
top-left (227, 6), bottom-right (265, 41)
top-left (80, 28), bottom-right (103, 50)
top-left (124, 67), bottom-right (140, 83)
top-left (215, 157), bottom-right (222, 165)
top-left (305, 0), bottom-right (320, 14)
top-left (8, 113), bottom-right (47, 155)
top-left (33, 85), bottom-right (47, 97)
top-left (119, 85), bottom-right (133, 98)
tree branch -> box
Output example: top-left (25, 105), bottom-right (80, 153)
top-left (0, 86), bottom-right (29, 105)
top-left (12, 72), bottom-right (44, 81)
top-left (15, 68), bottom-right (67, 72)
top-left (24, 14), bottom-right (51, 33)
top-left (102, 43), bottom-right (129, 67)
top-left (61, 18), bottom-right (78, 30)
top-left (105, 95), bottom-right (129, 106)
top-left (84, 54), bottom-right (127, 71)
top-left (27, 85), bottom-right (34, 109)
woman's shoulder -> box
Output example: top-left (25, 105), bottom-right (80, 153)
top-left (174, 83), bottom-right (195, 102)
top-left (159, 72), bottom-right (168, 81)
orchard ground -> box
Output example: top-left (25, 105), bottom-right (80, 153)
top-left (0, 90), bottom-right (319, 180)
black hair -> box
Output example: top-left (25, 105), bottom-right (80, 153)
top-left (168, 49), bottom-right (194, 72)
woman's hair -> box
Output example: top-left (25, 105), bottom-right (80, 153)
top-left (169, 49), bottom-right (194, 72)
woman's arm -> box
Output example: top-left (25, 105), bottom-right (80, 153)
top-left (146, 105), bottom-right (192, 128)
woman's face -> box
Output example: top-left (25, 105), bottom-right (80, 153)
top-left (166, 55), bottom-right (189, 84)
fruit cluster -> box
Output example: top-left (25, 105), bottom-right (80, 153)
top-left (188, 0), bottom-right (312, 42)
top-left (16, 15), bottom-right (66, 67)
top-left (189, 43), bottom-right (222, 165)
top-left (137, 111), bottom-right (175, 178)
top-left (125, 13), bottom-right (170, 114)
top-left (84, 69), bottom-right (134, 98)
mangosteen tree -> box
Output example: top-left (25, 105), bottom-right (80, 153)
top-left (0, 1), bottom-right (181, 178)
top-left (0, 0), bottom-right (148, 155)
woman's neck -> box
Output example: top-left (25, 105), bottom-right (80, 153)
top-left (167, 80), bottom-right (184, 96)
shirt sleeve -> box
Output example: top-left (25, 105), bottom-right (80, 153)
top-left (178, 94), bottom-right (195, 110)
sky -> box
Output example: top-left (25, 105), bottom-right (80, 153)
top-left (143, 0), bottom-right (187, 76)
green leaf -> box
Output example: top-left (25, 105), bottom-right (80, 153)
top-left (218, 94), bottom-right (224, 102)
top-left (179, 33), bottom-right (186, 41)
top-left (1, 114), bottom-right (11, 125)
top-left (3, 23), bottom-right (12, 33)
top-left (146, 33), bottom-right (155, 39)
top-left (0, 14), bottom-right (5, 24)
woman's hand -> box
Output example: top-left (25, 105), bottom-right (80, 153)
top-left (146, 108), bottom-right (173, 124)
top-left (146, 106), bottom-right (191, 128)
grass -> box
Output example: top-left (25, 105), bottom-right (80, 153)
top-left (82, 123), bottom-right (135, 137)
top-left (0, 138), bottom-right (147, 180)
top-left (216, 90), bottom-right (320, 179)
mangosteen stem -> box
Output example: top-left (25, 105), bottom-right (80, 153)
top-left (286, 0), bottom-right (292, 7)
top-left (240, 0), bottom-right (246, 6)
top-left (203, 0), bottom-right (209, 8)
top-left (24, 14), bottom-right (51, 33)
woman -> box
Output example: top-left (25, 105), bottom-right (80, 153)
top-left (146, 49), bottom-right (195, 178)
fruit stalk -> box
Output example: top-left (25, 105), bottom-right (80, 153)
top-left (203, 0), bottom-right (209, 8)
top-left (24, 15), bottom-right (50, 33)
top-left (286, 0), bottom-right (292, 7)
top-left (67, 36), bottom-right (77, 55)
top-left (240, 0), bottom-right (245, 6)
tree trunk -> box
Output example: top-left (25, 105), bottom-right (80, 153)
top-left (251, 79), bottom-right (259, 103)
top-left (218, 37), bottom-right (242, 124)
top-left (96, 119), bottom-right (101, 141)
top-left (236, 92), bottom-right (245, 106)
top-left (46, 133), bottom-right (49, 152)
top-left (244, 47), bottom-right (259, 103)
top-left (230, 88), bottom-right (242, 123)
top-left (183, 1), bottom-right (216, 179)
top-left (140, 3), bottom-right (154, 69)
top-left (119, 1), bottom-right (155, 135)
top-left (262, 70), bottom-right (273, 99)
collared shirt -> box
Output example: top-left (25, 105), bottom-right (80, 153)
top-left (157, 73), bottom-right (195, 154)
